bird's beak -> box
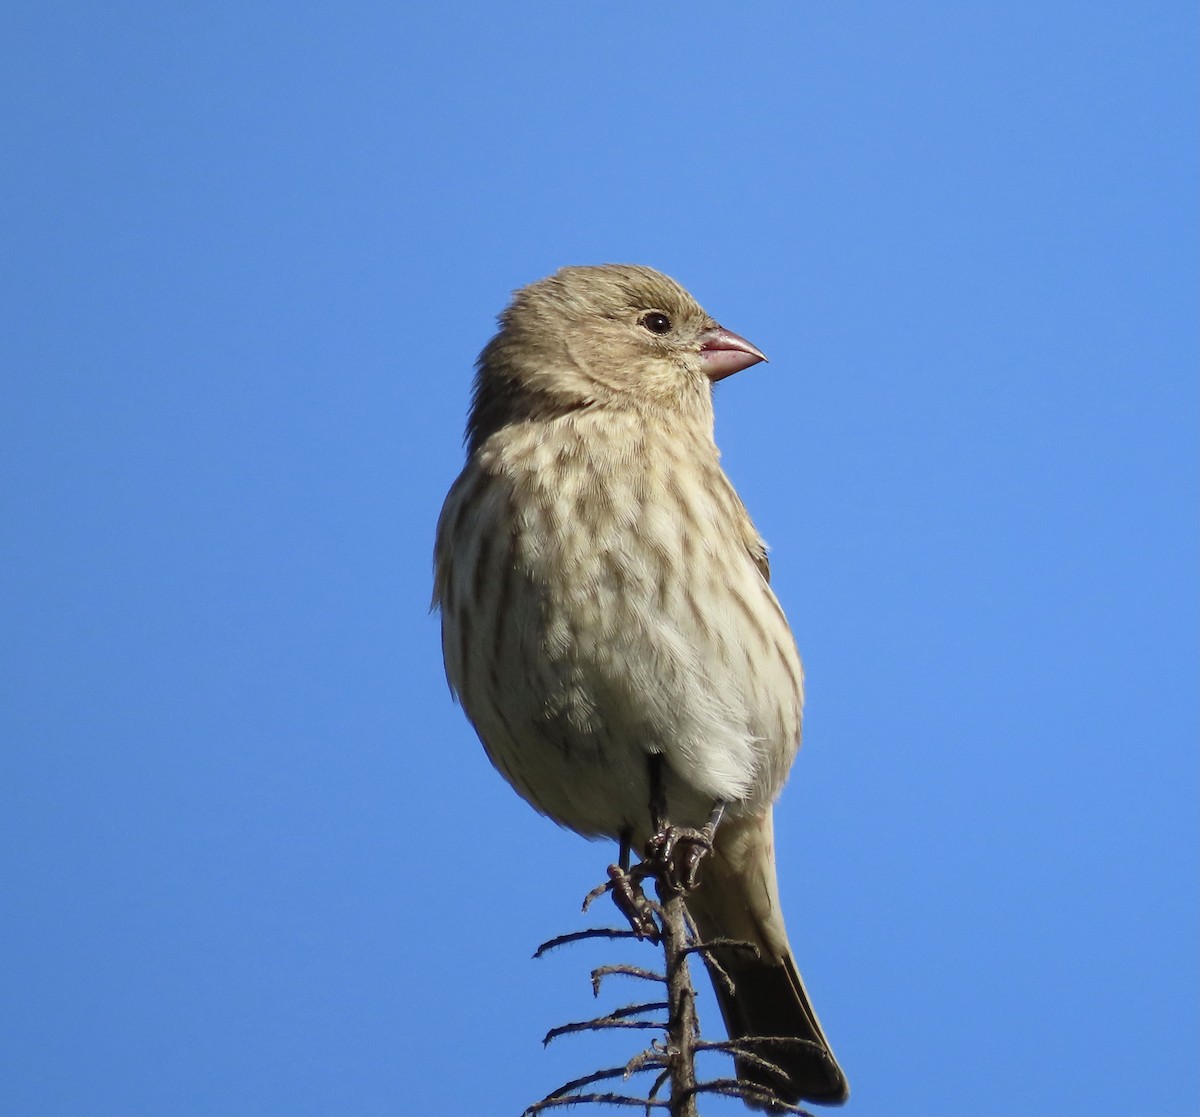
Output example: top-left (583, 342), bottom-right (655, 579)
top-left (699, 325), bottom-right (768, 382)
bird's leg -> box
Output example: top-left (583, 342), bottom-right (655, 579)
top-left (619, 829), bottom-right (632, 873)
top-left (648, 753), bottom-right (669, 833)
top-left (601, 827), bottom-right (659, 942)
top-left (642, 756), bottom-right (728, 895)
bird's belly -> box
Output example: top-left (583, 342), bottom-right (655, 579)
top-left (455, 535), bottom-right (800, 839)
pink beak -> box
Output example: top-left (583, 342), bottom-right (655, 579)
top-left (699, 325), bottom-right (768, 382)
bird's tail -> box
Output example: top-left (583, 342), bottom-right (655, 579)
top-left (685, 810), bottom-right (849, 1107)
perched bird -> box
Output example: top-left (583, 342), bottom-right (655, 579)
top-left (433, 264), bottom-right (848, 1107)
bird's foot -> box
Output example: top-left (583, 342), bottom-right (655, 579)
top-left (643, 822), bottom-right (715, 895)
top-left (585, 863), bottom-right (660, 942)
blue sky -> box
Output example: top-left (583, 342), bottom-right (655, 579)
top-left (2, 4), bottom-right (1196, 1115)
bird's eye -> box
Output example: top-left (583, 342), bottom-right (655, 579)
top-left (640, 311), bottom-right (672, 335)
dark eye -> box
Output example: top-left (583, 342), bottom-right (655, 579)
top-left (640, 311), bottom-right (672, 335)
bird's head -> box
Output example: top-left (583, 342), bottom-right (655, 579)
top-left (467, 264), bottom-right (766, 451)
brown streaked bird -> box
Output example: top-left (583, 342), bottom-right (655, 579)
top-left (433, 264), bottom-right (848, 1107)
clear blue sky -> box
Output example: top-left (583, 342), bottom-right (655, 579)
top-left (2, 4), bottom-right (1196, 1115)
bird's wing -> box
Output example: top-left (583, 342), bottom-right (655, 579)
top-left (745, 531), bottom-right (770, 583)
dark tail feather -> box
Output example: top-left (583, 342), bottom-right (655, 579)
top-left (703, 945), bottom-right (849, 1107)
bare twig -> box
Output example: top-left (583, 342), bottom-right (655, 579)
top-left (543, 1015), bottom-right (667, 1044)
top-left (685, 1077), bottom-right (815, 1115)
top-left (524, 1091), bottom-right (669, 1114)
top-left (592, 964), bottom-right (666, 995)
top-left (534, 927), bottom-right (643, 958)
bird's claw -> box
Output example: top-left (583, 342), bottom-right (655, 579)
top-left (593, 863), bottom-right (660, 942)
top-left (644, 823), bottom-right (714, 895)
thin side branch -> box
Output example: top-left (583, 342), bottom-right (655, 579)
top-left (684, 1077), bottom-right (815, 1115)
top-left (524, 1091), bottom-right (669, 1115)
top-left (534, 927), bottom-right (643, 958)
top-left (591, 964), bottom-right (666, 995)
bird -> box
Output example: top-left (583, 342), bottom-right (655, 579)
top-left (433, 264), bottom-right (848, 1107)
